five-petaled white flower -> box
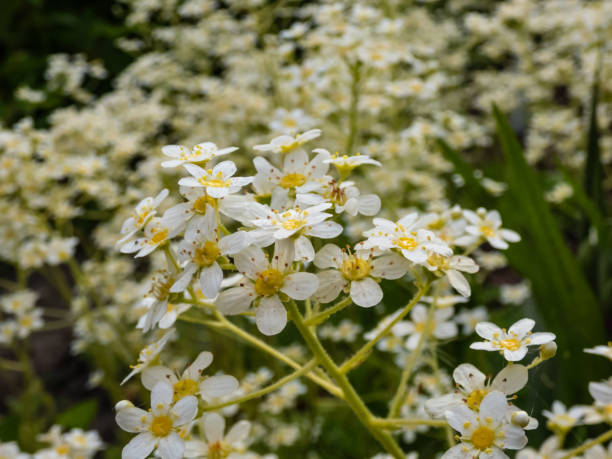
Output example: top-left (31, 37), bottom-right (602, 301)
top-left (442, 391), bottom-right (528, 458)
top-left (313, 243), bottom-right (408, 307)
top-left (424, 253), bottom-right (479, 297)
top-left (249, 203), bottom-right (342, 261)
top-left (171, 205), bottom-right (248, 298)
top-left (179, 161), bottom-right (253, 198)
top-left (324, 152), bottom-right (381, 179)
top-left (215, 240), bottom-right (318, 335)
top-left (402, 304), bottom-right (458, 350)
top-left (118, 189), bottom-right (169, 244)
top-left (161, 142), bottom-right (237, 168)
top-left (120, 216), bottom-right (181, 258)
top-left (116, 381), bottom-right (198, 459)
top-left (470, 318), bottom-right (556, 362)
top-left (360, 213), bottom-right (452, 264)
top-left (426, 363), bottom-right (528, 418)
top-left (141, 351), bottom-right (239, 403)
top-left (121, 330), bottom-right (175, 384)
top-left (184, 413), bottom-right (250, 458)
top-left (253, 129), bottom-right (321, 154)
top-left (458, 208), bottom-right (520, 250)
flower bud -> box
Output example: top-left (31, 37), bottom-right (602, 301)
top-left (511, 410), bottom-right (530, 428)
top-left (115, 400), bottom-right (134, 412)
top-left (539, 341), bottom-right (557, 360)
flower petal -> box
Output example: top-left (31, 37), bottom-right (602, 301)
top-left (122, 432), bottom-right (156, 459)
top-left (201, 374), bottom-right (239, 399)
top-left (281, 272), bottom-right (319, 300)
top-left (350, 278), bottom-right (382, 307)
top-left (256, 296), bottom-right (287, 336)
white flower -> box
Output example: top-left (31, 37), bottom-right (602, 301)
top-left (171, 205), bottom-right (249, 298)
top-left (585, 343), bottom-right (612, 361)
top-left (121, 330), bottom-right (175, 384)
top-left (141, 351), bottom-right (238, 403)
top-left (161, 142), bottom-right (237, 168)
top-left (119, 189), bottom-right (169, 244)
top-left (253, 129), bottom-right (321, 154)
top-left (16, 307), bottom-right (44, 338)
top-left (252, 149), bottom-right (330, 208)
top-left (470, 318), bottom-right (556, 362)
top-left (184, 413), bottom-right (250, 458)
top-left (137, 298), bottom-right (191, 331)
top-left (455, 306), bottom-right (488, 334)
top-left (120, 216), bottom-right (181, 258)
top-left (402, 304), bottom-right (458, 350)
top-left (249, 203), bottom-right (342, 261)
top-left (500, 282), bottom-right (531, 305)
top-left (0, 441), bottom-right (28, 459)
top-left (361, 213), bottom-right (452, 265)
top-left (515, 436), bottom-right (564, 459)
top-left (542, 401), bottom-right (587, 431)
top-left (116, 381), bottom-right (198, 459)
top-left (584, 378), bottom-right (612, 424)
top-left (216, 240), bottom-right (318, 335)
top-left (179, 161), bottom-right (253, 198)
top-left (425, 363), bottom-right (528, 418)
top-left (458, 208), bottom-right (520, 250)
top-left (313, 243), bottom-right (408, 307)
top-left (324, 152), bottom-right (381, 178)
top-left (424, 254), bottom-right (479, 297)
top-left (296, 178), bottom-right (381, 217)
top-left (443, 391), bottom-right (528, 458)
top-left (161, 186), bottom-right (218, 232)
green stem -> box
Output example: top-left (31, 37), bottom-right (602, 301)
top-left (203, 359), bottom-right (318, 411)
top-left (559, 428), bottom-right (612, 459)
top-left (371, 418), bottom-right (447, 429)
top-left (388, 302), bottom-right (435, 418)
top-left (303, 296), bottom-right (353, 326)
top-left (286, 300), bottom-right (405, 459)
top-left (340, 283), bottom-right (428, 374)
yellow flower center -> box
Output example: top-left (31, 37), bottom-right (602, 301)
top-left (426, 253), bottom-right (448, 270)
top-left (280, 141), bottom-right (298, 153)
top-left (151, 228), bottom-right (168, 244)
top-left (480, 225), bottom-right (495, 238)
top-left (254, 268), bottom-right (284, 296)
top-left (500, 338), bottom-right (521, 351)
top-left (280, 172), bottom-right (307, 189)
top-left (55, 445), bottom-right (70, 455)
top-left (174, 378), bottom-right (199, 400)
top-left (466, 389), bottom-right (488, 411)
top-left (194, 241), bottom-right (220, 267)
top-left (193, 195), bottom-right (216, 214)
top-left (281, 218), bottom-right (305, 230)
top-left (471, 425), bottom-right (495, 450)
top-left (340, 257), bottom-right (371, 281)
top-left (396, 236), bottom-right (417, 251)
top-left (151, 415), bottom-right (173, 437)
top-left (198, 171), bottom-right (230, 188)
top-left (208, 440), bottom-right (231, 459)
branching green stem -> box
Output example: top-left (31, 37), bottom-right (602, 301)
top-left (559, 428), bottom-right (612, 459)
top-left (303, 296), bottom-right (352, 326)
top-left (203, 359), bottom-right (318, 411)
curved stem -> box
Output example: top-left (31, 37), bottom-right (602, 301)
top-left (286, 300), bottom-right (405, 459)
top-left (203, 359), bottom-right (318, 411)
top-left (388, 302), bottom-right (435, 418)
top-left (340, 283), bottom-right (429, 374)
top-left (372, 418), bottom-right (447, 429)
top-left (559, 428), bottom-right (612, 459)
top-left (303, 296), bottom-right (352, 326)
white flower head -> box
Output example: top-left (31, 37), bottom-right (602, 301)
top-left (141, 351), bottom-right (239, 404)
top-left (361, 213), bottom-right (452, 265)
top-left (250, 203), bottom-right (342, 261)
top-left (162, 142), bottom-right (237, 168)
top-left (116, 381), bottom-right (198, 459)
top-left (443, 391), bottom-right (528, 458)
top-left (426, 363), bottom-right (528, 418)
top-left (324, 152), bottom-right (381, 179)
top-left (458, 208), bottom-right (521, 250)
top-left (121, 330), bottom-right (175, 384)
top-left (120, 216), bottom-right (181, 258)
top-left (542, 401), bottom-right (587, 432)
top-left (216, 240), bottom-right (319, 335)
top-left (585, 378), bottom-right (612, 424)
top-left (314, 243), bottom-right (409, 307)
top-left (184, 413), bottom-right (251, 458)
top-left (470, 318), bottom-right (556, 362)
top-left (171, 204), bottom-right (249, 298)
top-left (119, 189), bottom-right (169, 244)
top-left (253, 129), bottom-right (321, 154)
top-left (403, 304), bottom-right (458, 350)
top-left (585, 343), bottom-right (612, 361)
top-left (424, 253), bottom-right (479, 297)
top-left (179, 161), bottom-right (253, 199)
